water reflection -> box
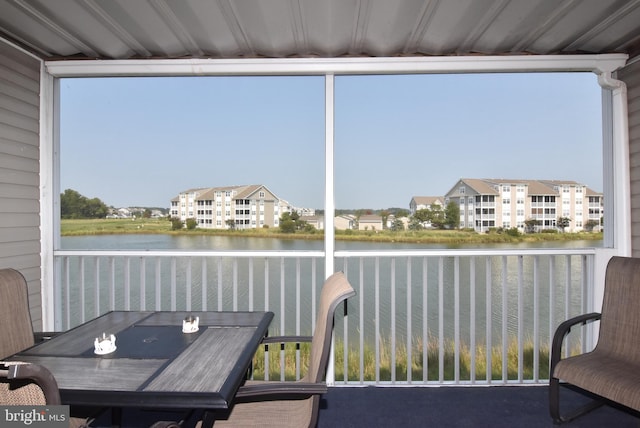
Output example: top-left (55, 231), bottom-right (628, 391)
top-left (59, 235), bottom-right (598, 353)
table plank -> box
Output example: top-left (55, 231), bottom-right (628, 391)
top-left (138, 311), bottom-right (270, 327)
top-left (9, 311), bottom-right (273, 413)
top-left (144, 326), bottom-right (257, 393)
top-left (23, 311), bottom-right (151, 356)
top-left (10, 355), bottom-right (166, 391)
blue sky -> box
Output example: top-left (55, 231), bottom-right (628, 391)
top-left (60, 72), bottom-right (602, 210)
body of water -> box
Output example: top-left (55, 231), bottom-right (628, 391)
top-left (59, 235), bottom-right (601, 350)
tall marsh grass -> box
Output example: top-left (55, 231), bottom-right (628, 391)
top-left (251, 337), bottom-right (551, 383)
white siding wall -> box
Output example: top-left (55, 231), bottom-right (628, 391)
top-left (620, 59), bottom-right (640, 257)
top-left (0, 41), bottom-right (42, 330)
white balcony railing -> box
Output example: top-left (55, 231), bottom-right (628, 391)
top-left (53, 248), bottom-right (596, 386)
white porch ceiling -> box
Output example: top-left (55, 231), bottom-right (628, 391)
top-left (0, 0), bottom-right (639, 61)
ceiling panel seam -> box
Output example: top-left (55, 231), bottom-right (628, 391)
top-left (350, 0), bottom-right (372, 55)
top-left (216, 0), bottom-right (253, 55)
top-left (458, 0), bottom-right (510, 53)
top-left (288, 0), bottom-right (307, 55)
top-left (564, 0), bottom-right (640, 52)
top-left (510, 0), bottom-right (579, 53)
top-left (11, 0), bottom-right (99, 57)
top-left (150, 0), bottom-right (204, 57)
top-left (403, 0), bottom-right (440, 54)
top-left (80, 0), bottom-right (152, 58)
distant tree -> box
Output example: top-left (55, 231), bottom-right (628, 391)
top-left (429, 203), bottom-right (446, 229)
top-left (143, 209), bottom-right (152, 218)
top-left (279, 212), bottom-right (296, 233)
top-left (412, 208), bottom-right (431, 226)
top-left (170, 217), bottom-right (183, 230)
top-left (524, 218), bottom-right (542, 233)
top-left (186, 218), bottom-right (198, 230)
top-left (408, 217), bottom-right (424, 231)
top-left (355, 209), bottom-right (373, 218)
top-left (444, 201), bottom-right (460, 229)
top-left (60, 189), bottom-right (109, 219)
top-left (225, 219), bottom-right (236, 230)
top-left (557, 216), bottom-right (571, 233)
top-left (505, 227), bottom-right (521, 237)
top-left (388, 208), bottom-right (410, 218)
top-left (380, 210), bottom-right (390, 229)
top-left (279, 210), bottom-right (308, 233)
top-left (585, 219), bottom-right (599, 232)
top-left (390, 218), bottom-right (405, 231)
top-left (302, 223), bottom-right (316, 233)
top-left (410, 204), bottom-right (448, 229)
top-left (61, 189), bottom-right (83, 218)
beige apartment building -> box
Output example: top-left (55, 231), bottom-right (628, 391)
top-left (409, 196), bottom-right (444, 215)
top-left (444, 179), bottom-right (603, 233)
top-left (170, 185), bottom-right (290, 230)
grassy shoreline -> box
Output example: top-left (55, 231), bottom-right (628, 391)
top-left (252, 338), bottom-right (552, 382)
top-left (61, 218), bottom-right (603, 244)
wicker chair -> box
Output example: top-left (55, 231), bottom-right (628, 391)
top-left (550, 256), bottom-right (640, 423)
top-left (195, 271), bottom-right (356, 428)
top-left (1, 361), bottom-right (91, 428)
top-left (0, 268), bottom-right (38, 359)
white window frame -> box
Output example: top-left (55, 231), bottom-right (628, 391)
top-left (42, 53), bottom-right (630, 337)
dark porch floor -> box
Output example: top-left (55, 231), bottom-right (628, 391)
top-left (91, 385), bottom-right (640, 427)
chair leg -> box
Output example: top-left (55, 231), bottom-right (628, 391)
top-left (549, 378), bottom-right (605, 424)
top-left (549, 377), bottom-right (563, 424)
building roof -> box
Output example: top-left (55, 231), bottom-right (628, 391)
top-left (0, 2), bottom-right (639, 62)
top-left (452, 178), bottom-right (601, 197)
top-left (411, 196), bottom-right (443, 206)
top-left (526, 181), bottom-right (557, 195)
top-left (176, 185), bottom-right (275, 201)
top-left (359, 215), bottom-right (383, 222)
top-left (459, 179), bottom-right (500, 195)
top-left (234, 184), bottom-right (275, 200)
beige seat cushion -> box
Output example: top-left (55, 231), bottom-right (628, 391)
top-left (554, 350), bottom-right (640, 411)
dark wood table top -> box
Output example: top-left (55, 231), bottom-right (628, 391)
top-left (9, 310), bottom-right (273, 410)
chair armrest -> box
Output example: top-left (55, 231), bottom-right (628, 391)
top-left (34, 332), bottom-right (60, 342)
top-left (550, 312), bottom-right (601, 375)
top-left (235, 381), bottom-right (327, 401)
top-left (7, 362), bottom-right (62, 405)
top-left (261, 336), bottom-right (312, 345)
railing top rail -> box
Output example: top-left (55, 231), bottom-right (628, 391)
top-left (54, 249), bottom-right (326, 258)
top-left (54, 247), bottom-right (598, 258)
top-left (336, 248), bottom-right (597, 257)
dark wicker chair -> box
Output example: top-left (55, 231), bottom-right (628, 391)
top-left (1, 361), bottom-right (91, 427)
top-left (0, 268), bottom-right (38, 359)
top-left (550, 256), bottom-right (640, 423)
top-left (194, 271), bottom-right (356, 428)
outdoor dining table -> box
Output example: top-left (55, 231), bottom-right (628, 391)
top-left (7, 310), bottom-right (274, 427)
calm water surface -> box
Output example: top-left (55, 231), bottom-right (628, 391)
top-left (61, 233), bottom-right (602, 251)
top-left (59, 235), bottom-right (602, 348)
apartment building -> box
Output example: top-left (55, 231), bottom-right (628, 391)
top-left (409, 196), bottom-right (444, 215)
top-left (170, 185), bottom-right (290, 230)
top-left (358, 215), bottom-right (384, 231)
top-left (444, 179), bottom-right (603, 233)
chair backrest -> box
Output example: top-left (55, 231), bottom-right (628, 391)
top-left (305, 271), bottom-right (356, 384)
top-left (0, 362), bottom-right (61, 405)
top-left (596, 256), bottom-right (640, 361)
top-left (0, 269), bottom-right (35, 359)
